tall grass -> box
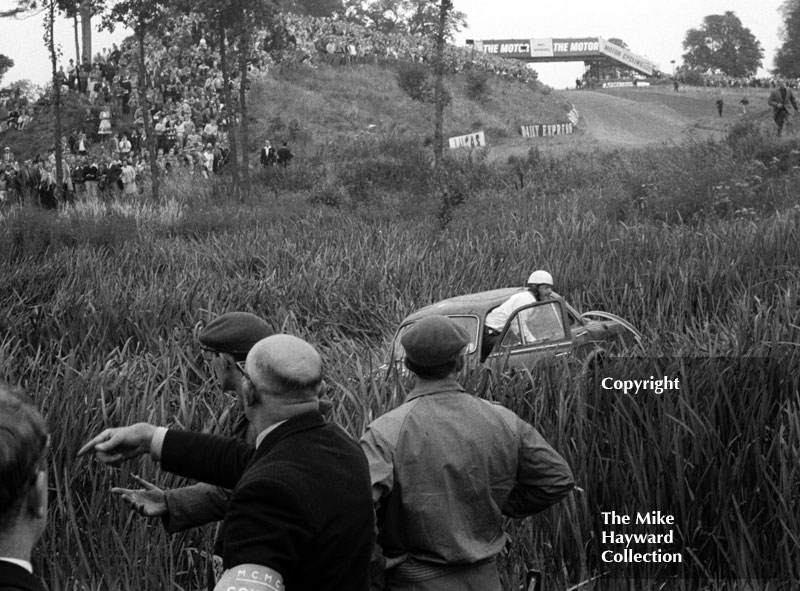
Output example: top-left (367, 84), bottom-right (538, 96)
top-left (1, 123), bottom-right (799, 590)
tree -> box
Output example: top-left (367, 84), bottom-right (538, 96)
top-left (102, 0), bottom-right (166, 200)
top-left (682, 11), bottom-right (763, 77)
top-left (0, 54), bottom-right (14, 85)
top-left (343, 0), bottom-right (465, 37)
top-left (431, 0), bottom-right (450, 168)
top-left (2, 0), bottom-right (65, 205)
top-left (57, 1), bottom-right (105, 64)
top-left (282, 0), bottom-right (342, 18)
top-left (775, 0), bottom-right (800, 77)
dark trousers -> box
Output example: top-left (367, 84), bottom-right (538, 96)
top-left (481, 326), bottom-right (501, 362)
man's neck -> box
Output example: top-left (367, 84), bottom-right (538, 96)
top-left (0, 529), bottom-right (34, 563)
top-left (248, 400), bottom-right (320, 437)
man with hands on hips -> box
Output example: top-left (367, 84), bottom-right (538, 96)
top-left (79, 334), bottom-right (375, 591)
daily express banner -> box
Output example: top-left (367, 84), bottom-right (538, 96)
top-left (520, 123), bottom-right (574, 138)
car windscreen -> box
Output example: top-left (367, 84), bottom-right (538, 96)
top-left (391, 315), bottom-right (479, 362)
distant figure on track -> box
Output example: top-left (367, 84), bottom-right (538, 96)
top-left (739, 98), bottom-right (749, 117)
top-left (768, 79), bottom-right (798, 137)
top-left (716, 99), bottom-right (724, 117)
top-left (276, 141), bottom-right (293, 167)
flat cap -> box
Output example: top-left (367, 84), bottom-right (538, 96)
top-left (401, 315), bottom-right (469, 367)
top-left (199, 312), bottom-right (274, 361)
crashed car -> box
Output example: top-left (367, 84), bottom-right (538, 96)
top-left (385, 288), bottom-right (642, 376)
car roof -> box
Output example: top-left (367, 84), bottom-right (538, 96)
top-left (403, 287), bottom-right (523, 323)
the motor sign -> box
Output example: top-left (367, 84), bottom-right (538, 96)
top-left (550, 38), bottom-right (601, 56)
top-left (479, 39), bottom-right (533, 58)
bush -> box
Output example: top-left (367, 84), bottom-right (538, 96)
top-left (396, 61), bottom-right (452, 106)
top-left (397, 62), bottom-right (430, 102)
top-left (465, 68), bottom-right (491, 101)
top-left (726, 118), bottom-right (767, 162)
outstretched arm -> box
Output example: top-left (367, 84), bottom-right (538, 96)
top-left (78, 423), bottom-right (158, 466)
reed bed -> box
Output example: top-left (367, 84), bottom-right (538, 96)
top-left (1, 136), bottom-right (799, 590)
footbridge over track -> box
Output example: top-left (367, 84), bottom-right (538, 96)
top-left (465, 37), bottom-right (657, 76)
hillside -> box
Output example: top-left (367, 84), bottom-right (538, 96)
top-left (0, 63), bottom-right (573, 162)
top-left (246, 63), bottom-right (573, 153)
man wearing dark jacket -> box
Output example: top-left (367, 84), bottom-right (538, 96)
top-left (80, 334), bottom-right (374, 591)
top-left (768, 79), bottom-right (799, 136)
top-left (0, 383), bottom-right (50, 591)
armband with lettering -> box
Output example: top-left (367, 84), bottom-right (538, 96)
top-left (213, 564), bottom-right (284, 591)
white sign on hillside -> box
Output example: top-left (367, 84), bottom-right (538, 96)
top-left (448, 131), bottom-right (485, 149)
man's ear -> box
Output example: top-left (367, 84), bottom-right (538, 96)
top-left (454, 353), bottom-right (466, 373)
top-left (27, 470), bottom-right (48, 519)
top-left (241, 374), bottom-right (259, 408)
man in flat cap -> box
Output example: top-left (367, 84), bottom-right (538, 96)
top-left (111, 312), bottom-right (275, 533)
top-left (80, 334), bottom-right (375, 591)
top-left (0, 383), bottom-right (50, 591)
top-left (361, 315), bottom-right (575, 591)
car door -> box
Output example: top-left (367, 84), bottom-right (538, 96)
top-left (486, 299), bottom-right (573, 371)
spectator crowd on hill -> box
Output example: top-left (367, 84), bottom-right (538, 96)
top-left (1, 8), bottom-right (566, 208)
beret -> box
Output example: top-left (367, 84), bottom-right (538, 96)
top-left (199, 312), bottom-right (274, 362)
top-left (401, 315), bottom-right (469, 367)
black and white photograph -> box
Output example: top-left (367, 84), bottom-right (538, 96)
top-left (0, 0), bottom-right (798, 589)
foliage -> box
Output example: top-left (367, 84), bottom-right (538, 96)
top-left (0, 54), bottom-right (13, 85)
top-left (282, 0), bottom-right (343, 17)
top-left (342, 0), bottom-right (466, 37)
top-left (775, 0), bottom-right (800, 77)
top-left (464, 68), bottom-right (490, 101)
top-left (396, 61), bottom-right (431, 101)
top-left (1, 145), bottom-right (800, 586)
top-left (682, 11), bottom-right (763, 77)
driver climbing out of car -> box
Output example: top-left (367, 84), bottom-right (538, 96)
top-left (481, 270), bottom-right (557, 361)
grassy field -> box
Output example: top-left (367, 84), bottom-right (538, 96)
top-left (1, 71), bottom-right (799, 591)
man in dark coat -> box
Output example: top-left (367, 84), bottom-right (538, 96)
top-left (80, 334), bottom-right (374, 591)
top-left (768, 79), bottom-right (799, 136)
top-left (276, 141), bottom-right (293, 167)
top-left (0, 383), bottom-right (50, 591)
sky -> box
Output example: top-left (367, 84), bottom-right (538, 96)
top-left (451, 0), bottom-right (785, 88)
top-left (0, 0), bottom-right (787, 89)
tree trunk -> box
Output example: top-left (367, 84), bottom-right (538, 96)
top-left (238, 29), bottom-right (251, 198)
top-left (73, 12), bottom-right (81, 64)
top-left (218, 19), bottom-right (240, 198)
top-left (137, 23), bottom-right (159, 200)
top-left (80, 2), bottom-right (92, 64)
top-left (432, 0), bottom-right (451, 169)
top-left (47, 0), bottom-right (63, 204)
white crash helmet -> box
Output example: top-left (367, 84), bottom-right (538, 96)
top-left (526, 270), bottom-right (553, 286)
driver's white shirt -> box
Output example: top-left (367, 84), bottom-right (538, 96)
top-left (484, 290), bottom-right (537, 335)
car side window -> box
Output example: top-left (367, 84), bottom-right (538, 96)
top-left (500, 301), bottom-right (567, 347)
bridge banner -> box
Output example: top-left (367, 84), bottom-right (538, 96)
top-left (477, 39), bottom-right (531, 58)
top-left (530, 38), bottom-right (554, 58)
top-left (599, 39), bottom-right (654, 75)
top-left (448, 131), bottom-right (486, 149)
top-left (550, 38), bottom-right (601, 57)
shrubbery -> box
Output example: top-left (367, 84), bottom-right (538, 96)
top-left (465, 68), bottom-right (491, 101)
